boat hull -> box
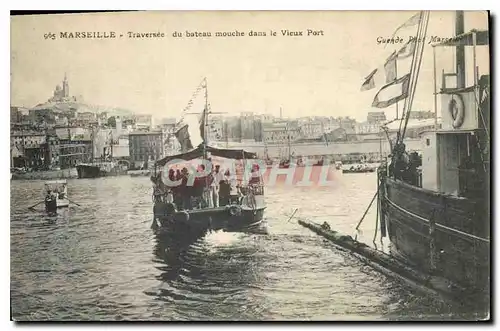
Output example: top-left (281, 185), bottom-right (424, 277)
top-left (44, 198), bottom-right (69, 212)
top-left (76, 165), bottom-right (127, 179)
top-left (381, 177), bottom-right (490, 296)
top-left (153, 202), bottom-right (266, 238)
top-left (76, 165), bottom-right (101, 178)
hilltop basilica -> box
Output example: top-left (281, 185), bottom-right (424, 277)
top-left (48, 73), bottom-right (78, 103)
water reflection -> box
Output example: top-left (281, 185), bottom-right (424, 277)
top-left (150, 231), bottom-right (268, 320)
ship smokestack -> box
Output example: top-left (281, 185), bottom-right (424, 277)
top-left (456, 11), bottom-right (466, 88)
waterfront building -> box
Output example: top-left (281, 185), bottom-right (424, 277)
top-left (10, 130), bottom-right (47, 169)
top-left (262, 122), bottom-right (300, 144)
top-left (299, 121), bottom-right (324, 139)
top-left (54, 126), bottom-right (93, 168)
top-left (134, 114), bottom-right (154, 131)
top-left (409, 110), bottom-right (435, 120)
top-left (367, 111), bottom-right (387, 124)
top-left (75, 111), bottom-right (98, 126)
top-left (224, 116), bottom-right (242, 142)
top-left (240, 112), bottom-right (255, 140)
top-left (128, 131), bottom-right (164, 169)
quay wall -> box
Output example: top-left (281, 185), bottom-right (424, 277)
top-left (225, 139), bottom-right (423, 159)
top-left (12, 168), bottom-right (78, 180)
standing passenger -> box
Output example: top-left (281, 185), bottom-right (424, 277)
top-left (212, 165), bottom-right (224, 208)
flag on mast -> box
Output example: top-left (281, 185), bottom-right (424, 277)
top-left (360, 51), bottom-right (398, 91)
top-left (372, 74), bottom-right (411, 108)
top-left (199, 107), bottom-right (207, 143)
top-left (360, 69), bottom-right (378, 91)
top-left (174, 124), bottom-right (194, 152)
top-left (390, 12), bottom-right (422, 40)
top-left (384, 51), bottom-right (397, 83)
top-left (396, 39), bottom-right (417, 59)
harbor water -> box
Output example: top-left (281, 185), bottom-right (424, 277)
top-left (10, 173), bottom-right (480, 321)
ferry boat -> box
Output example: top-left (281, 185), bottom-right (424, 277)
top-left (373, 11), bottom-right (490, 297)
top-left (151, 78), bottom-right (266, 238)
top-left (76, 128), bottom-right (127, 179)
top-left (76, 161), bottom-right (126, 178)
top-left (44, 179), bottom-right (69, 212)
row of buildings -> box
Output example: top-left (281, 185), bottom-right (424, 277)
top-left (11, 74), bottom-right (437, 172)
top-left (10, 75), bottom-right (178, 171)
top-left (204, 110), bottom-right (435, 146)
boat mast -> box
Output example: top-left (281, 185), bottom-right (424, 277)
top-left (224, 120), bottom-right (229, 148)
top-left (110, 130), bottom-right (114, 161)
top-left (21, 124), bottom-right (26, 169)
top-left (203, 77), bottom-right (209, 160)
top-left (90, 126), bottom-right (95, 163)
top-left (432, 41), bottom-right (438, 130)
top-left (455, 11), bottom-right (466, 89)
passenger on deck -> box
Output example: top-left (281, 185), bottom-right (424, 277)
top-left (219, 169), bottom-right (231, 206)
top-left (212, 165), bottom-right (224, 208)
top-left (192, 164), bottom-right (210, 208)
top-left (249, 164), bottom-right (261, 185)
top-left (173, 169), bottom-right (183, 209)
top-left (227, 170), bottom-right (241, 204)
top-left (180, 167), bottom-right (192, 210)
top-left (164, 169), bottom-right (177, 204)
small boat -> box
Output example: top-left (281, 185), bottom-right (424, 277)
top-left (44, 179), bottom-right (69, 212)
top-left (342, 164), bottom-right (376, 173)
top-left (128, 169), bottom-right (151, 177)
top-left (152, 78), bottom-right (266, 238)
top-left (313, 158), bottom-right (324, 166)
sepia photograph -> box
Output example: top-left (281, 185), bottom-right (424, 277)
top-left (9, 9), bottom-right (490, 321)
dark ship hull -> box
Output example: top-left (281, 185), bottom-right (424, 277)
top-left (153, 202), bottom-right (266, 239)
top-left (76, 164), bottom-right (127, 179)
top-left (76, 164), bottom-right (101, 178)
top-left (381, 177), bottom-right (490, 296)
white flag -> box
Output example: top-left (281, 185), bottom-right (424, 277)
top-left (372, 74), bottom-right (411, 108)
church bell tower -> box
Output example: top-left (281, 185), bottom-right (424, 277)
top-left (62, 72), bottom-right (69, 98)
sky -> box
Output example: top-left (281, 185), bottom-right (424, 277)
top-left (10, 11), bottom-right (489, 122)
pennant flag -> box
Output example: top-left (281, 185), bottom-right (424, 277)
top-left (199, 108), bottom-right (206, 143)
top-left (361, 69), bottom-right (378, 91)
top-left (384, 51), bottom-right (397, 83)
top-left (390, 12), bottom-right (422, 40)
top-left (361, 51), bottom-right (399, 91)
top-left (174, 124), bottom-right (194, 152)
top-left (372, 74), bottom-right (411, 108)
top-left (396, 39), bottom-right (417, 59)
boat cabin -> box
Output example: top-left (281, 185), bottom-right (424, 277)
top-left (418, 30), bottom-right (489, 199)
top-left (153, 145), bottom-right (264, 211)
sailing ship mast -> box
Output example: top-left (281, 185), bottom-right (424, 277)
top-left (202, 77), bottom-right (209, 160)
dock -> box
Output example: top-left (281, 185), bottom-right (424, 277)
top-left (297, 219), bottom-right (465, 300)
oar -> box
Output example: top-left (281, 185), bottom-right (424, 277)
top-left (354, 191), bottom-right (378, 241)
top-left (28, 201), bottom-right (44, 210)
top-left (286, 208), bottom-right (299, 223)
top-left (68, 199), bottom-right (81, 207)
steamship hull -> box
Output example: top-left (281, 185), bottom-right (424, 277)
top-left (76, 164), bottom-right (127, 179)
top-left (381, 177), bottom-right (490, 296)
